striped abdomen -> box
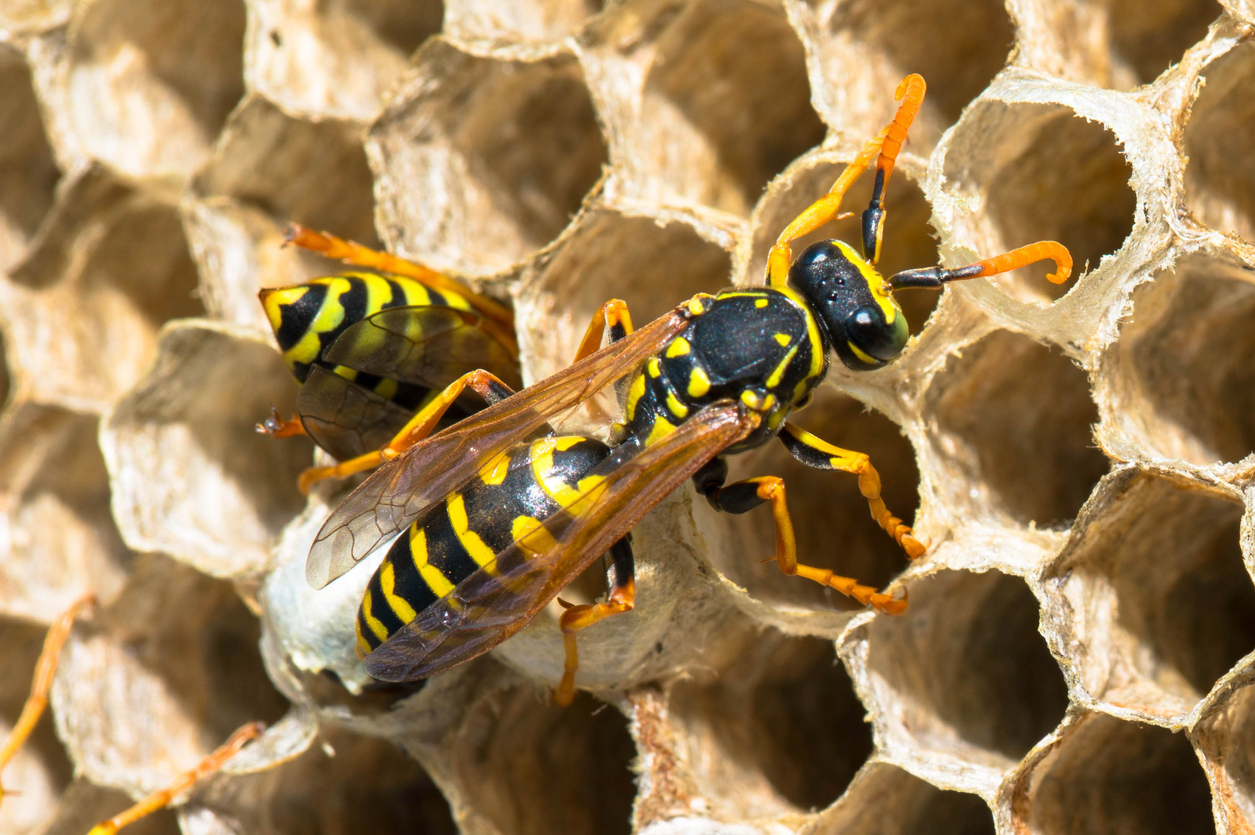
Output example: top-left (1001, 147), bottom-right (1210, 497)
top-left (355, 435), bottom-right (611, 655)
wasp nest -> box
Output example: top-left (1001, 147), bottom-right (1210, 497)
top-left (2, 0), bottom-right (1254, 833)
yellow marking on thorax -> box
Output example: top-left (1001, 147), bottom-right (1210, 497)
top-left (665, 391), bottom-right (689, 419)
top-left (774, 287), bottom-right (826, 382)
top-left (379, 561), bottom-right (417, 624)
top-left (755, 298), bottom-right (769, 308)
top-left (666, 337), bottom-right (691, 358)
top-left (447, 494), bottom-right (498, 572)
top-left (359, 588), bottom-right (390, 642)
top-left (479, 450), bottom-right (511, 485)
top-left (766, 341), bottom-right (800, 389)
top-left (647, 358), bottom-right (662, 378)
top-left (645, 414), bottom-right (677, 446)
top-left (773, 333), bottom-right (790, 347)
top-left (512, 515), bottom-right (559, 559)
top-left (687, 366), bottom-right (711, 398)
top-left (410, 526), bottom-right (456, 598)
top-left (625, 372), bottom-right (647, 421)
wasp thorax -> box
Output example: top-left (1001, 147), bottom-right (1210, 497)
top-left (788, 240), bottom-right (909, 371)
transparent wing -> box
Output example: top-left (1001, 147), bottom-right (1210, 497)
top-left (306, 307), bottom-right (691, 588)
top-left (362, 401), bottom-right (755, 682)
top-left (297, 366), bottom-right (414, 461)
top-left (323, 305), bottom-right (522, 391)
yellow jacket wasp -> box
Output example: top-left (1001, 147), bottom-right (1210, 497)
top-left (295, 75), bottom-right (1072, 705)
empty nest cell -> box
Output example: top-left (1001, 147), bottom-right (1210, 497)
top-left (635, 0), bottom-right (824, 217)
top-left (668, 631), bottom-right (873, 815)
top-left (1111, 256), bottom-right (1255, 466)
top-left (370, 43), bottom-right (607, 277)
top-left (1099, 0), bottom-right (1220, 88)
top-left (1017, 712), bottom-right (1213, 835)
top-left (1184, 40), bottom-right (1255, 243)
top-left (65, 0), bottom-right (245, 178)
top-left (1194, 676), bottom-right (1255, 831)
top-left (701, 387), bottom-right (919, 613)
top-left (814, 763), bottom-right (994, 835)
top-left (0, 47), bottom-right (60, 272)
top-left (942, 102), bottom-right (1136, 303)
top-left (861, 570), bottom-right (1069, 766)
top-left (748, 153), bottom-right (941, 334)
top-left (927, 330), bottom-right (1107, 527)
top-left (1044, 471), bottom-right (1255, 716)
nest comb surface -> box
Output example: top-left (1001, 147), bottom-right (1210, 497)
top-left (1, 0), bottom-right (1255, 833)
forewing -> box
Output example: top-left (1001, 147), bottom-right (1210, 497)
top-left (307, 308), bottom-right (691, 588)
top-left (362, 402), bottom-right (755, 681)
top-left (296, 366), bottom-right (413, 460)
top-left (323, 306), bottom-right (522, 391)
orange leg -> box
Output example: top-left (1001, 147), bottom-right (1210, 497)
top-left (284, 224), bottom-right (515, 329)
top-left (725, 476), bottom-right (907, 615)
top-left (297, 369), bottom-right (517, 493)
top-left (573, 299), bottom-right (635, 363)
top-left (87, 722), bottom-right (264, 835)
top-left (0, 593), bottom-right (95, 804)
top-left (555, 539), bottom-right (635, 706)
top-left (255, 406), bottom-right (307, 439)
top-left (766, 73), bottom-right (927, 287)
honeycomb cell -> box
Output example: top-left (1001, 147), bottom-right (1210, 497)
top-left (1017, 712), bottom-right (1213, 835)
top-left (1184, 41), bottom-right (1255, 243)
top-left (1194, 676), bottom-right (1255, 832)
top-left (517, 209), bottom-right (732, 382)
top-left (812, 763), bottom-right (995, 835)
top-left (445, 0), bottom-right (602, 41)
top-left (747, 152), bottom-right (941, 335)
top-left (927, 330), bottom-right (1107, 527)
top-left (858, 570), bottom-right (1069, 766)
top-left (790, 0), bottom-right (1014, 144)
top-left (0, 47), bottom-right (60, 272)
top-left (634, 0), bottom-right (825, 217)
top-left (1102, 0), bottom-right (1221, 88)
top-left (102, 322), bottom-right (312, 579)
top-left (0, 619), bottom-right (74, 835)
top-left (370, 42), bottom-right (608, 277)
top-left (3, 172), bottom-right (203, 409)
top-left (669, 632), bottom-right (873, 815)
top-left (942, 103), bottom-right (1136, 303)
top-left (0, 404), bottom-right (129, 624)
top-left (1109, 256), bottom-right (1255, 466)
top-left (1044, 471), bottom-right (1255, 717)
top-left (435, 688), bottom-right (635, 835)
top-left (64, 0), bottom-right (245, 178)
top-left (246, 0), bottom-right (443, 120)
top-left (698, 388), bottom-right (919, 613)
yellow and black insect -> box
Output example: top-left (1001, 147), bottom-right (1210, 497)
top-left (300, 75), bottom-right (1073, 705)
top-left (257, 225), bottom-right (521, 487)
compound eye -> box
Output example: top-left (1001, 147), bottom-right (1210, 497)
top-left (847, 305), bottom-right (906, 362)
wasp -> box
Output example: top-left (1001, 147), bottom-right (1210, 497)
top-left (256, 225), bottom-right (521, 491)
top-left (299, 75), bottom-right (1073, 705)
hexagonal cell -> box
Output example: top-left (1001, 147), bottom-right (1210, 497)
top-left (628, 0), bottom-right (824, 218)
top-left (445, 0), bottom-right (602, 42)
top-left (51, 555), bottom-right (290, 798)
top-left (63, 0), bottom-right (245, 178)
top-left (370, 42), bottom-right (608, 277)
top-left (668, 631), bottom-right (873, 815)
top-left (0, 47), bottom-right (60, 272)
top-left (789, 0), bottom-right (1014, 145)
top-left (1101, 0), bottom-right (1220, 88)
top-left (1108, 256), bottom-right (1255, 466)
top-left (926, 330), bottom-right (1107, 527)
top-left (1194, 675), bottom-right (1255, 832)
top-left (0, 404), bottom-right (130, 624)
top-left (747, 152), bottom-right (941, 335)
top-left (517, 208), bottom-right (732, 382)
top-left (1184, 41), bottom-right (1255, 243)
top-left (1043, 470), bottom-right (1255, 718)
top-left (854, 570), bottom-right (1069, 770)
top-left (1016, 712), bottom-right (1213, 835)
top-left (417, 687), bottom-right (635, 835)
top-left (813, 762), bottom-right (995, 835)
top-left (3, 170), bottom-right (203, 410)
top-left (246, 0), bottom-right (443, 120)
top-left (102, 322), bottom-right (311, 579)
top-left (694, 387), bottom-right (920, 614)
top-left (941, 102), bottom-right (1136, 303)
top-left (0, 618), bottom-right (74, 835)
